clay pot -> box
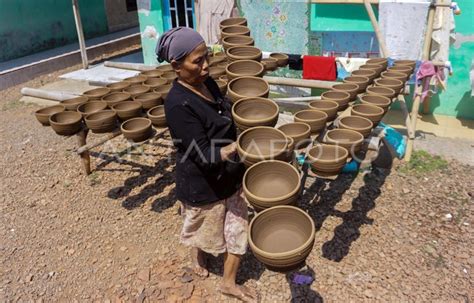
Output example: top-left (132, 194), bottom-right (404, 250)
top-left (222, 35), bottom-right (254, 51)
top-left (147, 105), bottom-right (167, 127)
top-left (123, 85), bottom-right (150, 98)
top-left (155, 64), bottom-right (174, 72)
top-left (278, 122), bottom-right (312, 149)
top-left (338, 116), bottom-right (373, 138)
top-left (387, 66), bottom-right (412, 78)
top-left (393, 59), bottom-right (416, 70)
top-left (134, 92), bottom-right (163, 110)
top-left (219, 17), bottom-right (247, 29)
top-left (331, 83), bottom-right (359, 101)
top-left (380, 71), bottom-right (407, 83)
top-left (124, 75), bottom-right (148, 84)
top-left (49, 111), bottom-right (83, 136)
top-left (215, 80), bottom-right (228, 95)
top-left (261, 57), bottom-right (278, 71)
top-left (343, 76), bottom-right (370, 93)
top-left (293, 110), bottom-right (328, 134)
top-left (366, 86), bottom-right (396, 100)
top-left (209, 66), bottom-right (226, 79)
top-left (374, 78), bottom-right (405, 95)
top-left (325, 128), bottom-right (364, 154)
top-left (112, 101), bottom-right (143, 121)
top-left (35, 105), bottom-right (66, 126)
top-left (153, 84), bottom-right (172, 100)
top-left (248, 205), bottom-right (315, 271)
top-left (216, 62), bottom-right (229, 69)
top-left (232, 97), bottom-right (279, 131)
top-left (359, 64), bottom-right (384, 77)
top-left (101, 92), bottom-right (132, 107)
top-left (77, 101), bottom-right (108, 117)
top-left (307, 143), bottom-right (348, 176)
top-left (237, 126), bottom-right (288, 167)
top-left (60, 96), bottom-right (88, 111)
top-left (221, 25), bottom-right (250, 39)
top-left (209, 55), bottom-right (226, 67)
top-left (84, 110), bottom-right (117, 133)
top-left (308, 100), bottom-right (339, 121)
top-left (226, 60), bottom-right (265, 80)
top-left (161, 71), bottom-right (177, 83)
top-left (142, 77), bottom-right (167, 89)
top-left (82, 87), bottom-right (111, 99)
top-left (226, 46), bottom-right (262, 62)
top-left (140, 70), bottom-right (163, 78)
top-left (321, 91), bottom-right (351, 110)
top-left (351, 69), bottom-right (377, 81)
top-left (121, 117), bottom-right (153, 142)
top-left (227, 76), bottom-right (269, 103)
top-left (269, 53), bottom-right (289, 67)
top-left (243, 160), bottom-right (301, 211)
top-left (366, 58), bottom-right (388, 69)
top-left (285, 136), bottom-right (295, 162)
top-left (106, 81), bottom-right (131, 92)
top-left (351, 104), bottom-right (385, 125)
top-left (219, 75), bottom-right (229, 83)
top-left (359, 94), bottom-right (391, 113)
top-left (214, 51), bottom-right (226, 58)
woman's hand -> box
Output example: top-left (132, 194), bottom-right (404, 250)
top-left (220, 142), bottom-right (237, 161)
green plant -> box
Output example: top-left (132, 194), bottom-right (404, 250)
top-left (399, 150), bottom-right (448, 175)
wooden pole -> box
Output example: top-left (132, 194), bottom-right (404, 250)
top-left (72, 0), bottom-right (88, 69)
top-left (264, 76), bottom-right (339, 89)
top-left (363, 0), bottom-right (389, 58)
top-left (104, 61), bottom-right (156, 71)
top-left (76, 129), bottom-right (91, 175)
top-left (396, 95), bottom-right (414, 138)
top-left (21, 87), bottom-right (78, 101)
top-left (75, 129), bottom-right (122, 154)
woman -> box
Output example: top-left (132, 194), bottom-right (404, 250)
top-left (157, 27), bottom-right (257, 302)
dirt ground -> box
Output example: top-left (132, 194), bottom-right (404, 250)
top-left (0, 63), bottom-right (473, 302)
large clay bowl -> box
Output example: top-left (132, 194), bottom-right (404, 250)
top-left (366, 86), bottom-right (396, 100)
top-left (101, 92), bottom-right (132, 107)
top-left (227, 76), bottom-right (269, 103)
top-left (243, 160), bottom-right (300, 211)
top-left (106, 81), bottom-right (131, 92)
top-left (77, 101), bottom-right (107, 117)
top-left (308, 100), bottom-right (338, 121)
top-left (82, 87), bottom-right (111, 99)
top-left (60, 96), bottom-right (88, 111)
top-left (123, 85), bottom-right (150, 98)
top-left (221, 25), bottom-right (250, 39)
top-left (248, 205), bottom-right (315, 271)
top-left (380, 71), bottom-right (407, 83)
top-left (232, 97), bottom-right (279, 130)
top-left (261, 58), bottom-right (278, 71)
top-left (124, 75), bottom-right (148, 85)
top-left (219, 17), bottom-right (247, 29)
top-left (147, 105), bottom-right (167, 127)
top-left (325, 128), bottom-right (364, 154)
top-left (112, 101), bottom-right (143, 121)
top-left (331, 83), bottom-right (359, 101)
top-left (293, 110), bottom-right (328, 134)
top-left (134, 92), bottom-right (163, 110)
top-left (142, 77), bottom-right (167, 89)
top-left (215, 80), bottom-right (228, 95)
top-left (153, 84), bottom-right (172, 100)
top-left (359, 64), bottom-right (384, 77)
top-left (226, 60), bottom-right (265, 80)
top-left (285, 136), bottom-right (295, 162)
top-left (343, 76), bottom-right (370, 93)
top-left (35, 105), bottom-right (66, 126)
top-left (161, 71), bottom-right (177, 83)
top-left (269, 53), bottom-right (289, 67)
top-left (307, 143), bottom-right (348, 176)
top-left (393, 59), bottom-right (416, 70)
top-left (351, 69), bottom-right (377, 82)
top-left (84, 110), bottom-right (117, 133)
top-left (359, 94), bottom-right (391, 113)
top-left (351, 104), bottom-right (385, 125)
top-left (209, 55), bottom-right (226, 67)
top-left (140, 69), bottom-right (163, 78)
top-left (366, 58), bottom-right (388, 69)
top-left (226, 46), bottom-right (262, 62)
top-left (278, 122), bottom-right (312, 149)
top-left (338, 116), bottom-right (373, 138)
top-left (321, 91), bottom-right (351, 111)
top-left (49, 111), bottom-right (83, 136)
top-left (209, 66), bottom-right (226, 79)
top-left (120, 117), bottom-right (153, 142)
top-left (155, 64), bottom-right (174, 72)
top-left (374, 78), bottom-right (404, 94)
top-left (222, 35), bottom-right (254, 51)
top-left (387, 66), bottom-right (412, 79)
top-left (237, 126), bottom-right (288, 168)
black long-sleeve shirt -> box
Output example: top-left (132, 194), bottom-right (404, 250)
top-left (164, 77), bottom-right (245, 205)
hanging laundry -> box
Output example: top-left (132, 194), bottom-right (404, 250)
top-left (415, 61), bottom-right (446, 103)
top-left (303, 56), bottom-right (337, 81)
top-left (430, 6), bottom-right (456, 63)
top-left (336, 57), bottom-right (368, 79)
top-left (195, 0), bottom-right (236, 45)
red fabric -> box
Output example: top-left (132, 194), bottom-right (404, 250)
top-left (302, 56), bottom-right (337, 81)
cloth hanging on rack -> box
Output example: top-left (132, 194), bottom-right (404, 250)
top-left (195, 0), bottom-right (235, 45)
top-left (415, 61), bottom-right (445, 103)
top-left (287, 54), bottom-right (303, 70)
top-left (336, 57), bottom-right (368, 78)
top-left (379, 0), bottom-right (430, 60)
top-left (302, 56), bottom-right (337, 81)
top-left (430, 6), bottom-right (456, 63)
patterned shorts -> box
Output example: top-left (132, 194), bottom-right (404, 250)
top-left (179, 189), bottom-right (248, 256)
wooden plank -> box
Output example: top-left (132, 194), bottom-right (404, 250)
top-left (104, 61), bottom-right (156, 71)
top-left (264, 76), bottom-right (339, 89)
top-left (21, 87), bottom-right (78, 101)
top-left (311, 0), bottom-right (379, 4)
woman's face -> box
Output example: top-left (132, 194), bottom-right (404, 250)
top-left (172, 42), bottom-right (209, 86)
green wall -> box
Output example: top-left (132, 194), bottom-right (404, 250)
top-left (0, 0), bottom-right (108, 62)
top-left (311, 3), bottom-right (377, 32)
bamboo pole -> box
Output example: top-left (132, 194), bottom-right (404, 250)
top-left (76, 129), bottom-right (91, 175)
top-left (396, 95), bottom-right (414, 138)
top-left (104, 61), bottom-right (156, 71)
top-left (21, 87), bottom-right (78, 101)
top-left (72, 0), bottom-right (88, 69)
top-left (363, 0), bottom-right (389, 58)
top-left (75, 129), bottom-right (122, 154)
top-left (264, 76), bottom-right (339, 89)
